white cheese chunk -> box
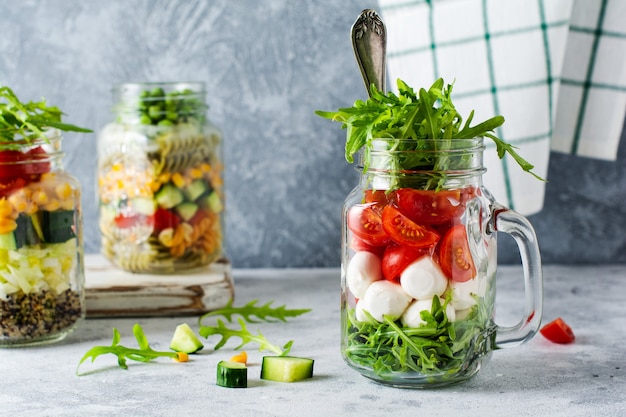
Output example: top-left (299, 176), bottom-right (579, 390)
top-left (449, 274), bottom-right (486, 311)
top-left (346, 251), bottom-right (382, 299)
top-left (358, 280), bottom-right (412, 322)
top-left (401, 298), bottom-right (456, 328)
top-left (400, 256), bottom-right (448, 300)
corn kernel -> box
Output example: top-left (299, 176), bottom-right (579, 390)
top-left (0, 217), bottom-right (18, 234)
top-left (8, 194), bottom-right (28, 213)
top-left (43, 199), bottom-right (61, 211)
top-left (189, 168), bottom-right (203, 179)
top-left (200, 163), bottom-right (211, 172)
top-left (24, 202), bottom-right (38, 215)
top-left (171, 173), bottom-right (185, 188)
top-left (55, 183), bottom-right (73, 200)
top-left (33, 190), bottom-right (49, 205)
top-left (0, 199), bottom-right (12, 217)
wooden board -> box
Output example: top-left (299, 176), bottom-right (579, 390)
top-left (84, 254), bottom-right (234, 317)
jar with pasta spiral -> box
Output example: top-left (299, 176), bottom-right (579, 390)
top-left (97, 82), bottom-right (224, 273)
top-left (0, 129), bottom-right (85, 347)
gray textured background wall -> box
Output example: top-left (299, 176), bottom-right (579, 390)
top-left (1, 0), bottom-right (624, 267)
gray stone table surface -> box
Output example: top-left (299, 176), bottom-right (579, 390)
top-left (2, 265), bottom-right (625, 417)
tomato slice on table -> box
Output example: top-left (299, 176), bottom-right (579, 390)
top-left (395, 188), bottom-right (465, 226)
top-left (540, 318), bottom-right (575, 344)
top-left (437, 224), bottom-right (476, 282)
top-left (381, 205), bottom-right (439, 249)
top-left (381, 244), bottom-right (428, 283)
top-left (347, 203), bottom-right (388, 246)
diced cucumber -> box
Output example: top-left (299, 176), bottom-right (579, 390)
top-left (155, 184), bottom-right (184, 209)
top-left (169, 323), bottom-right (204, 354)
top-left (184, 179), bottom-right (210, 202)
top-left (260, 356), bottom-right (314, 382)
top-left (175, 202), bottom-right (198, 221)
top-left (217, 360), bottom-right (248, 388)
top-left (0, 232), bottom-right (17, 251)
top-left (206, 191), bottom-right (223, 213)
top-left (131, 197), bottom-right (156, 216)
top-left (14, 213), bottom-right (43, 248)
top-left (42, 210), bottom-right (76, 243)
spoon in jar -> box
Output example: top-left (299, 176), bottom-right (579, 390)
top-left (351, 9), bottom-right (387, 97)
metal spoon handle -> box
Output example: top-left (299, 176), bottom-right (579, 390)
top-left (351, 9), bottom-right (387, 96)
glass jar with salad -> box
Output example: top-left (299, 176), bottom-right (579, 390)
top-left (1, 86), bottom-right (90, 347)
top-left (318, 79), bottom-right (543, 387)
top-left (97, 82), bottom-right (224, 274)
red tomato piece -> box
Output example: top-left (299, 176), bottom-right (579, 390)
top-left (349, 236), bottom-right (385, 256)
top-left (114, 213), bottom-right (154, 229)
top-left (540, 318), bottom-right (575, 344)
top-left (437, 224), bottom-right (476, 282)
top-left (395, 188), bottom-right (465, 226)
top-left (153, 207), bottom-right (181, 232)
top-left (381, 205), bottom-right (439, 249)
top-left (0, 147), bottom-right (50, 178)
top-left (347, 203), bottom-right (388, 246)
top-left (381, 244), bottom-right (428, 283)
top-left (0, 177), bottom-right (27, 198)
top-left (364, 189), bottom-right (390, 208)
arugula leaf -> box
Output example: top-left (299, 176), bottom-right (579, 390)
top-left (76, 324), bottom-right (184, 376)
top-left (198, 318), bottom-right (293, 356)
top-left (198, 299), bottom-right (311, 325)
top-left (0, 85), bottom-right (92, 147)
top-left (315, 78), bottom-right (544, 185)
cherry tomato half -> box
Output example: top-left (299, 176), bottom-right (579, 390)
top-left (540, 317), bottom-right (575, 344)
top-left (381, 205), bottom-right (439, 249)
top-left (395, 188), bottom-right (464, 226)
top-left (381, 244), bottom-right (428, 283)
top-left (437, 224), bottom-right (476, 282)
top-left (347, 203), bottom-right (388, 246)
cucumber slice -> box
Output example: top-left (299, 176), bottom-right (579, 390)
top-left (260, 356), bottom-right (314, 382)
top-left (184, 179), bottom-right (210, 201)
top-left (131, 197), bottom-right (156, 216)
top-left (217, 360), bottom-right (247, 388)
top-left (206, 191), bottom-right (223, 213)
top-left (42, 210), bottom-right (76, 243)
top-left (155, 184), bottom-right (184, 209)
top-left (169, 323), bottom-right (204, 354)
top-left (0, 232), bottom-right (17, 250)
top-left (175, 202), bottom-right (198, 221)
top-left (14, 213), bottom-right (42, 248)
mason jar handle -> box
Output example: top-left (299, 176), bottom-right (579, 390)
top-left (491, 204), bottom-right (543, 348)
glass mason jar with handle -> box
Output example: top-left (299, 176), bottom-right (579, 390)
top-left (97, 82), bottom-right (224, 274)
top-left (0, 129), bottom-right (84, 347)
top-left (341, 138), bottom-right (542, 387)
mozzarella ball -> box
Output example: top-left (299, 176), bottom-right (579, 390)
top-left (346, 251), bottom-right (382, 299)
top-left (355, 300), bottom-right (368, 322)
top-left (400, 256), bottom-right (448, 300)
top-left (358, 280), bottom-right (412, 322)
top-left (401, 298), bottom-right (456, 328)
top-left (449, 275), bottom-right (486, 311)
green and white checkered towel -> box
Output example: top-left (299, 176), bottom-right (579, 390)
top-left (378, 0), bottom-right (626, 215)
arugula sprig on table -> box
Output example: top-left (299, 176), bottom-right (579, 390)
top-left (199, 299), bottom-right (311, 325)
top-left (315, 78), bottom-right (543, 184)
top-left (199, 318), bottom-right (294, 356)
top-left (0, 86), bottom-right (92, 148)
top-left (76, 324), bottom-right (187, 376)
top-left (77, 299), bottom-right (311, 374)
top-left (198, 299), bottom-right (309, 355)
